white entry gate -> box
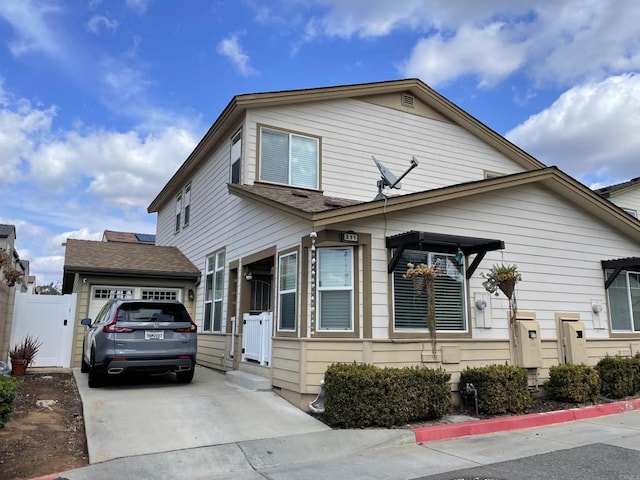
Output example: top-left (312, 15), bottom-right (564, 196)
top-left (241, 312), bottom-right (272, 366)
top-left (10, 292), bottom-right (77, 367)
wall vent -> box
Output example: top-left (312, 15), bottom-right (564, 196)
top-left (401, 93), bottom-right (415, 108)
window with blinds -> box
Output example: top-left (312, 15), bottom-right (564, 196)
top-left (317, 247), bottom-right (353, 330)
top-left (278, 252), bottom-right (297, 331)
top-left (203, 250), bottom-right (225, 332)
top-left (392, 249), bottom-right (467, 331)
top-left (259, 127), bottom-right (318, 190)
top-left (608, 270), bottom-right (640, 332)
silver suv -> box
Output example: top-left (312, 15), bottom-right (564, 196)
top-left (80, 299), bottom-right (197, 388)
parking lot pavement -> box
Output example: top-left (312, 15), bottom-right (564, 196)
top-left (74, 366), bottom-right (330, 463)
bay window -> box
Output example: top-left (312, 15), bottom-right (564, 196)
top-left (204, 250), bottom-right (225, 332)
top-left (278, 252), bottom-right (297, 331)
top-left (608, 270), bottom-right (640, 332)
top-left (317, 247), bottom-right (353, 331)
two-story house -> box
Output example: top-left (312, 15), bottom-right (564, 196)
top-left (147, 79), bottom-right (640, 410)
top-left (597, 177), bottom-right (640, 219)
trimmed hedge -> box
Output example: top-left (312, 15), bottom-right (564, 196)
top-left (545, 364), bottom-right (600, 403)
top-left (323, 363), bottom-right (452, 428)
top-left (459, 364), bottom-right (530, 415)
top-left (596, 355), bottom-right (640, 399)
top-left (0, 375), bottom-right (22, 428)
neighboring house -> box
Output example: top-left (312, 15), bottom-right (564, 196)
top-left (596, 177), bottom-right (640, 218)
top-left (102, 229), bottom-right (156, 244)
top-left (0, 224), bottom-right (29, 292)
top-left (139, 78), bottom-right (640, 410)
top-left (62, 238), bottom-right (200, 367)
top-left (27, 276), bottom-right (36, 294)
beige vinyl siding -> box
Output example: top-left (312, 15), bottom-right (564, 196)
top-left (327, 182), bottom-right (640, 343)
top-left (608, 187), bottom-right (640, 217)
top-left (271, 339), bottom-right (302, 392)
top-left (245, 98), bottom-right (526, 201)
top-left (197, 334), bottom-right (226, 370)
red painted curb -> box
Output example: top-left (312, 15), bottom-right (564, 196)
top-left (412, 398), bottom-right (640, 443)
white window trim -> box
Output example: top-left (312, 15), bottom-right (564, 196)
top-left (183, 184), bottom-right (191, 227)
top-left (231, 129), bottom-right (242, 184)
top-left (609, 270), bottom-right (640, 333)
top-left (277, 251), bottom-right (297, 332)
top-left (203, 251), bottom-right (225, 333)
top-left (175, 193), bottom-right (182, 233)
top-left (317, 247), bottom-right (354, 332)
top-left (259, 126), bottom-right (319, 190)
top-left (392, 250), bottom-right (468, 333)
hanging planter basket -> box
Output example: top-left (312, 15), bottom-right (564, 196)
top-left (498, 278), bottom-right (517, 300)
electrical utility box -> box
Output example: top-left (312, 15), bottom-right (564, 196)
top-left (562, 320), bottom-right (588, 364)
top-left (515, 320), bottom-right (543, 368)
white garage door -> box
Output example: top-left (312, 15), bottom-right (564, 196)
top-left (87, 286), bottom-right (182, 321)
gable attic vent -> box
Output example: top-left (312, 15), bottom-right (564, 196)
top-left (401, 93), bottom-right (415, 108)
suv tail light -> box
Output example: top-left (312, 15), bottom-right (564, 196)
top-left (175, 311), bottom-right (197, 333)
top-left (103, 309), bottom-right (134, 333)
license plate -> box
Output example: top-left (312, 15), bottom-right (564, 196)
top-left (145, 330), bottom-right (164, 340)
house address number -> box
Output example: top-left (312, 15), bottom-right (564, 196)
top-left (341, 232), bottom-right (358, 243)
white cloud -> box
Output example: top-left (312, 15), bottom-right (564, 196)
top-left (86, 15), bottom-right (119, 35)
top-left (506, 74), bottom-right (640, 184)
top-left (126, 0), bottom-right (150, 15)
top-left (217, 34), bottom-right (258, 77)
top-left (0, 84), bottom-right (197, 284)
top-left (401, 22), bottom-right (525, 87)
top-left (299, 1), bottom-right (640, 90)
top-left (0, 0), bottom-right (64, 57)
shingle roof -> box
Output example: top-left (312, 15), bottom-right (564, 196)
top-left (103, 230), bottom-right (156, 244)
top-left (596, 176), bottom-right (640, 196)
top-left (64, 239), bottom-right (200, 278)
top-left (0, 224), bottom-right (16, 239)
top-left (229, 184), bottom-right (363, 213)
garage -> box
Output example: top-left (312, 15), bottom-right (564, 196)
top-left (62, 238), bottom-right (200, 368)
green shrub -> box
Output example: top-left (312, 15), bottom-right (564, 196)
top-left (597, 355), bottom-right (640, 399)
top-left (545, 364), bottom-right (600, 403)
top-left (323, 363), bottom-right (452, 428)
top-left (459, 364), bottom-right (531, 415)
top-left (0, 375), bottom-right (22, 428)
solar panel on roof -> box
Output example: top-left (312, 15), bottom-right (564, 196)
top-left (135, 233), bottom-right (156, 243)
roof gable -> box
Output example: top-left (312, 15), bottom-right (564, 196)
top-left (148, 79), bottom-right (546, 213)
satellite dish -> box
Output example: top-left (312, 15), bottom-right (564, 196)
top-left (373, 156), bottom-right (401, 189)
top-left (372, 156), bottom-right (419, 200)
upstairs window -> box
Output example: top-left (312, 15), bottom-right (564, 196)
top-left (183, 184), bottom-right (191, 227)
top-left (608, 270), bottom-right (640, 332)
top-left (259, 127), bottom-right (319, 190)
top-left (231, 130), bottom-right (242, 184)
top-left (392, 250), bottom-right (467, 332)
top-left (175, 193), bottom-right (182, 233)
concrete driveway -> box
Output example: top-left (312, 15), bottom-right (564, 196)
top-left (74, 366), bottom-right (329, 463)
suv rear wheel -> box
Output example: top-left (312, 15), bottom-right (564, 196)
top-left (80, 345), bottom-right (89, 373)
top-left (176, 365), bottom-right (195, 384)
top-left (88, 349), bottom-right (104, 388)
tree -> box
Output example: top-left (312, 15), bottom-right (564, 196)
top-left (37, 282), bottom-right (62, 295)
top-left (0, 248), bottom-right (23, 287)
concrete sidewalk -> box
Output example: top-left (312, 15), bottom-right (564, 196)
top-left (52, 409), bottom-right (640, 480)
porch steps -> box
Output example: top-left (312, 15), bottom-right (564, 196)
top-left (226, 370), bottom-right (272, 392)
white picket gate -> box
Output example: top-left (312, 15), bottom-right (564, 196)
top-left (241, 312), bottom-right (272, 366)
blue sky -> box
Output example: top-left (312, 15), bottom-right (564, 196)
top-left (1, 0), bottom-right (639, 285)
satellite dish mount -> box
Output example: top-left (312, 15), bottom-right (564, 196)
top-left (372, 155), bottom-right (419, 200)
